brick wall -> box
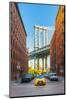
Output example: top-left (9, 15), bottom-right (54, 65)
top-left (50, 6), bottom-right (65, 76)
top-left (10, 2), bottom-right (28, 80)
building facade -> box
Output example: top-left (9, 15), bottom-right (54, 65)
top-left (10, 2), bottom-right (28, 80)
top-left (50, 6), bottom-right (65, 76)
top-left (50, 32), bottom-right (56, 72)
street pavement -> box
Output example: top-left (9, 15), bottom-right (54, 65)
top-left (10, 78), bottom-right (65, 97)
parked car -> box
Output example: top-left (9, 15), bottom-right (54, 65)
top-left (21, 73), bottom-right (34, 83)
top-left (48, 72), bottom-right (58, 81)
top-left (34, 75), bottom-right (46, 86)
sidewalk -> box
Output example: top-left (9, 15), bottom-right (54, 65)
top-left (58, 76), bottom-right (64, 81)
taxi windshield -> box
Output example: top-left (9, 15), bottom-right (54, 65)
top-left (36, 75), bottom-right (44, 78)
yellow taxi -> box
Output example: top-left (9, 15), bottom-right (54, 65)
top-left (34, 74), bottom-right (46, 86)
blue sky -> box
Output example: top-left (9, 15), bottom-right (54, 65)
top-left (18, 3), bottom-right (59, 52)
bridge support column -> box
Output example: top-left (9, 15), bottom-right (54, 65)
top-left (42, 57), bottom-right (44, 73)
top-left (37, 58), bottom-right (39, 70)
top-left (34, 56), bottom-right (36, 72)
top-left (45, 56), bottom-right (47, 70)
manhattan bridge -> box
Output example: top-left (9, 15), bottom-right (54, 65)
top-left (29, 25), bottom-right (55, 72)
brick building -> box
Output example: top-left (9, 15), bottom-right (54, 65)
top-left (50, 32), bottom-right (56, 72)
top-left (10, 2), bottom-right (28, 80)
top-left (50, 6), bottom-right (65, 76)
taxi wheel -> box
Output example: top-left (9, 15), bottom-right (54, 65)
top-left (35, 83), bottom-right (38, 86)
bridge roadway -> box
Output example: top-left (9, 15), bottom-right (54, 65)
top-left (29, 44), bottom-right (50, 59)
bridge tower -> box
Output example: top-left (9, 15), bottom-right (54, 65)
top-left (34, 25), bottom-right (55, 73)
